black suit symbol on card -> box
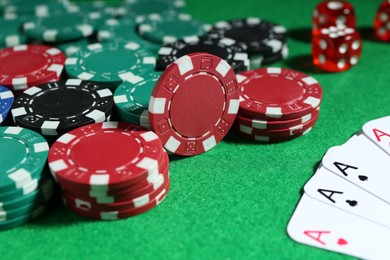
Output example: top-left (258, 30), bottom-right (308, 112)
top-left (358, 175), bottom-right (368, 181)
top-left (333, 162), bottom-right (368, 182)
top-left (346, 200), bottom-right (358, 207)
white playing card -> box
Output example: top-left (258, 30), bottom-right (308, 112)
top-left (304, 167), bottom-right (390, 229)
top-left (287, 194), bottom-right (390, 259)
top-left (321, 133), bottom-right (390, 204)
top-left (363, 116), bottom-right (390, 156)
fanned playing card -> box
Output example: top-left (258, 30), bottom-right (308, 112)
top-left (304, 166), bottom-right (390, 229)
top-left (363, 116), bottom-right (390, 156)
top-left (288, 116), bottom-right (390, 259)
top-left (287, 195), bottom-right (390, 259)
top-left (321, 133), bottom-right (390, 204)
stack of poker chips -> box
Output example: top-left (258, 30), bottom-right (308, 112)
top-left (48, 122), bottom-right (170, 220)
top-left (207, 17), bottom-right (289, 69)
top-left (234, 67), bottom-right (322, 143)
top-left (0, 126), bottom-right (53, 231)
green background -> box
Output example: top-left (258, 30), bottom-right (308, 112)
top-left (1, 0), bottom-right (389, 259)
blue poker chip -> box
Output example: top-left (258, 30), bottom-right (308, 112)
top-left (0, 85), bottom-right (14, 124)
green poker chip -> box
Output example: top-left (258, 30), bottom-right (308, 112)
top-left (61, 1), bottom-right (118, 17)
top-left (65, 41), bottom-right (156, 88)
top-left (122, 0), bottom-right (185, 16)
top-left (22, 11), bottom-right (107, 42)
top-left (114, 71), bottom-right (161, 129)
top-left (0, 203), bottom-right (46, 231)
top-left (0, 127), bottom-right (49, 194)
top-left (55, 37), bottom-right (90, 56)
top-left (0, 172), bottom-right (52, 202)
top-left (0, 17), bottom-right (27, 47)
top-left (0, 175), bottom-right (53, 211)
top-left (138, 12), bottom-right (211, 45)
top-left (1, 0), bottom-right (71, 18)
top-left (97, 18), bottom-right (161, 54)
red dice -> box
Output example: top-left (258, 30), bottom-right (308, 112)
top-left (312, 24), bottom-right (362, 72)
top-left (313, 1), bottom-right (356, 35)
top-left (374, 1), bottom-right (390, 41)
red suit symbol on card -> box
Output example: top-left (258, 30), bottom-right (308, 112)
top-left (337, 238), bottom-right (348, 246)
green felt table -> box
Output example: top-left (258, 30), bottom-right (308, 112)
top-left (1, 0), bottom-right (389, 259)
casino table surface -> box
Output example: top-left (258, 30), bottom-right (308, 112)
top-left (1, 0), bottom-right (388, 259)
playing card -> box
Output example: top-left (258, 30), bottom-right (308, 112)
top-left (304, 167), bottom-right (390, 229)
top-left (363, 116), bottom-right (390, 156)
top-left (321, 133), bottom-right (390, 204)
top-left (287, 194), bottom-right (390, 259)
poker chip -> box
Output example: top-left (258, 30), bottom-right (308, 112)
top-left (11, 79), bottom-right (113, 141)
top-left (0, 17), bottom-right (27, 47)
top-left (65, 41), bottom-right (156, 88)
top-left (55, 38), bottom-right (89, 57)
top-left (62, 177), bottom-right (169, 213)
top-left (208, 17), bottom-right (288, 66)
top-left (149, 52), bottom-right (240, 156)
top-left (0, 0), bottom-right (68, 17)
top-left (237, 112), bottom-right (318, 137)
top-left (97, 18), bottom-right (161, 53)
top-left (114, 71), bottom-right (161, 129)
top-left (0, 126), bottom-right (49, 193)
top-left (22, 11), bottom-right (106, 42)
top-left (49, 122), bottom-right (165, 189)
top-left (0, 126), bottom-right (52, 230)
top-left (237, 68), bottom-right (322, 120)
top-left (0, 86), bottom-right (14, 125)
top-left (0, 44), bottom-right (66, 91)
top-left (236, 108), bottom-right (320, 130)
top-left (138, 12), bottom-right (211, 45)
top-left (0, 206), bottom-right (46, 231)
top-left (49, 122), bottom-right (169, 220)
top-left (156, 35), bottom-right (250, 73)
top-left (55, 147), bottom-right (168, 196)
top-left (236, 127), bottom-right (313, 143)
top-left (250, 43), bottom-right (289, 68)
top-left (121, 0), bottom-right (185, 16)
top-left (64, 187), bottom-right (168, 220)
top-left (60, 153), bottom-right (169, 206)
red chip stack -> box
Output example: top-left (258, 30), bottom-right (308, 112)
top-left (48, 122), bottom-right (170, 220)
top-left (234, 67), bottom-right (322, 142)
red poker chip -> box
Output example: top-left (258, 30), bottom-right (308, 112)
top-left (60, 153), bottom-right (169, 203)
top-left (64, 185), bottom-right (169, 220)
top-left (0, 44), bottom-right (66, 91)
top-left (235, 128), bottom-right (313, 142)
top-left (12, 74), bottom-right (61, 97)
top-left (236, 110), bottom-right (319, 137)
top-left (48, 122), bottom-right (165, 190)
top-left (148, 52), bottom-right (240, 156)
top-left (62, 175), bottom-right (170, 212)
top-left (237, 68), bottom-right (322, 120)
top-left (237, 107), bottom-right (320, 131)
top-left (55, 150), bottom-right (168, 196)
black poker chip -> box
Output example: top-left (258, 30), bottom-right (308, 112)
top-left (156, 35), bottom-right (250, 73)
top-left (11, 79), bottom-right (114, 139)
top-left (208, 17), bottom-right (288, 64)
